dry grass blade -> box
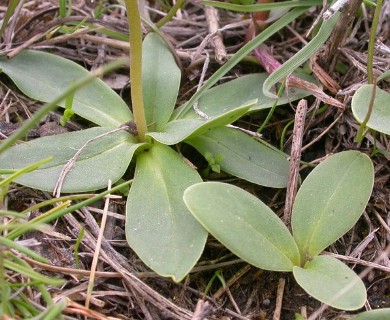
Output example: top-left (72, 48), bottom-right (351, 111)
top-left (284, 99), bottom-right (307, 226)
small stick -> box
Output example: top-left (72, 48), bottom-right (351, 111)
top-left (226, 286), bottom-right (242, 315)
top-left (191, 300), bottom-right (213, 320)
top-left (213, 265), bottom-right (251, 299)
top-left (301, 111), bottom-right (343, 152)
top-left (284, 99), bottom-right (307, 226)
top-left (324, 0), bottom-right (362, 71)
top-left (301, 306), bottom-right (308, 319)
top-left (227, 124), bottom-right (262, 138)
top-left (85, 180), bottom-right (112, 311)
top-left (323, 0), bottom-right (352, 20)
top-left (205, 6), bottom-right (227, 64)
top-left (273, 278), bottom-right (286, 320)
top-left (193, 51), bottom-right (210, 119)
top-left (253, 47), bottom-right (345, 109)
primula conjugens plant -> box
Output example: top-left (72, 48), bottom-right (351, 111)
top-left (0, 2), bottom-right (314, 282)
top-left (184, 151), bottom-right (374, 310)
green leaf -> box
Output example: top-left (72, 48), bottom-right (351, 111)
top-left (147, 103), bottom-right (252, 145)
top-left (142, 33), bottom-right (181, 131)
top-left (186, 126), bottom-right (289, 188)
top-left (0, 128), bottom-right (141, 192)
top-left (184, 182), bottom-right (300, 271)
top-left (199, 72), bottom-right (313, 114)
top-left (351, 84), bottom-right (390, 135)
top-left (176, 73), bottom-right (313, 119)
top-left (351, 308), bottom-right (390, 320)
top-left (0, 50), bottom-right (132, 127)
top-left (293, 255), bottom-right (366, 310)
top-left (126, 143), bottom-right (207, 282)
top-left (378, 69), bottom-right (390, 82)
top-left (292, 151), bottom-right (374, 259)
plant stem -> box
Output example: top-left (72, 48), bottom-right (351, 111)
top-left (367, 0), bottom-right (382, 84)
top-left (355, 81), bottom-right (376, 142)
top-left (257, 80), bottom-right (286, 134)
top-left (355, 0), bottom-right (382, 142)
top-left (125, 0), bottom-right (148, 142)
top-left (156, 0), bottom-right (186, 28)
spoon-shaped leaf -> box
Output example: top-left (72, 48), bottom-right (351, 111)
top-left (0, 128), bottom-right (140, 192)
top-left (292, 151), bottom-right (374, 259)
top-left (200, 72), bottom-right (312, 116)
top-left (174, 72), bottom-right (314, 119)
top-left (142, 33), bottom-right (181, 131)
top-left (147, 103), bottom-right (253, 145)
top-left (351, 84), bottom-right (390, 135)
top-left (293, 255), bottom-right (366, 310)
top-left (0, 50), bottom-right (132, 127)
top-left (184, 182), bottom-right (300, 271)
top-left (126, 143), bottom-right (207, 282)
top-left (351, 308), bottom-right (390, 320)
top-left (185, 126), bottom-right (289, 188)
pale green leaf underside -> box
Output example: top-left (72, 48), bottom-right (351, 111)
top-left (351, 308), bottom-right (390, 320)
top-left (142, 33), bottom-right (181, 132)
top-left (293, 255), bottom-right (366, 310)
top-left (176, 73), bottom-right (313, 120)
top-left (125, 143), bottom-right (207, 282)
top-left (351, 84), bottom-right (390, 135)
top-left (0, 128), bottom-right (139, 192)
top-left (292, 151), bottom-right (374, 259)
top-left (184, 182), bottom-right (300, 271)
top-left (185, 126), bottom-right (289, 188)
top-left (0, 50), bottom-right (132, 127)
top-left (147, 103), bottom-right (252, 145)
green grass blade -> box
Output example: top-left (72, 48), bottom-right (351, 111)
top-left (6, 179), bottom-right (133, 240)
top-left (0, 157), bottom-right (52, 188)
top-left (262, 12), bottom-right (340, 98)
top-left (0, 0), bottom-right (21, 38)
top-left (0, 237), bottom-right (48, 263)
top-left (173, 7), bottom-right (308, 119)
top-left (4, 259), bottom-right (64, 286)
top-left (200, 0), bottom-right (321, 12)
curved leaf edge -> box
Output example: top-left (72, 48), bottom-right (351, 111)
top-left (293, 255), bottom-right (367, 311)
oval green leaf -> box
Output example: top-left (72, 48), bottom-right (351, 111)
top-left (352, 84), bottom-right (390, 135)
top-left (293, 255), bottom-right (366, 310)
top-left (292, 151), bottom-right (374, 259)
top-left (142, 33), bottom-right (181, 131)
top-left (185, 126), bottom-right (289, 188)
top-left (0, 128), bottom-right (140, 192)
top-left (0, 50), bottom-right (133, 127)
top-left (126, 143), bottom-right (207, 282)
top-left (147, 103), bottom-right (252, 145)
top-left (351, 308), bottom-right (390, 320)
top-left (184, 182), bottom-right (300, 271)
